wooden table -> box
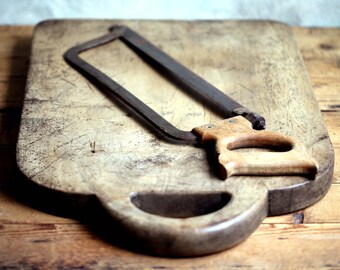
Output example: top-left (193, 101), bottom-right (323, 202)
top-left (0, 25), bottom-right (339, 269)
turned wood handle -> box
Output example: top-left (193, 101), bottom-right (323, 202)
top-left (192, 116), bottom-right (318, 179)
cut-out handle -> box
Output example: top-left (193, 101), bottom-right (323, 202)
top-left (131, 192), bottom-right (231, 218)
top-left (97, 182), bottom-right (268, 256)
top-left (193, 116), bottom-right (318, 179)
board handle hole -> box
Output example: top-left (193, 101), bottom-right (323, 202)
top-left (130, 192), bottom-right (231, 218)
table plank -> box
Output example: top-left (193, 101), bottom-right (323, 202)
top-left (322, 112), bottom-right (340, 147)
top-left (0, 223), bottom-right (339, 269)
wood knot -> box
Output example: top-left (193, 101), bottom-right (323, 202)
top-left (319, 43), bottom-right (334, 50)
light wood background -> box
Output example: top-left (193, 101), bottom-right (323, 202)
top-left (0, 24), bottom-right (339, 268)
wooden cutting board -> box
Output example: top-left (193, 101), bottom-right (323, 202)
top-left (16, 20), bottom-right (334, 256)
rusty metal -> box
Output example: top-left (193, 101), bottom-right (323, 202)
top-left (64, 25), bottom-right (265, 143)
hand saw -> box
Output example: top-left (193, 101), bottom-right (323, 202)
top-left (64, 25), bottom-right (317, 179)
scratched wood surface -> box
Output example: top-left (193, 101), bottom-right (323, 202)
top-left (15, 20), bottom-right (334, 256)
top-left (0, 23), bottom-right (339, 267)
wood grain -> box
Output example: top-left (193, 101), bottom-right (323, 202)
top-left (0, 223), bottom-right (339, 269)
top-left (0, 23), bottom-right (339, 267)
top-left (16, 20), bottom-right (334, 255)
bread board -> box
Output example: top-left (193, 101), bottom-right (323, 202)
top-left (17, 20), bottom-right (334, 256)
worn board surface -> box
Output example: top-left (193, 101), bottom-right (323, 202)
top-left (16, 20), bottom-right (333, 256)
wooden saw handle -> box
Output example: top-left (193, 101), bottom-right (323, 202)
top-left (192, 116), bottom-right (318, 179)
